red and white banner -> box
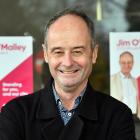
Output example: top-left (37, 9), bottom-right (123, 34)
top-left (0, 36), bottom-right (33, 109)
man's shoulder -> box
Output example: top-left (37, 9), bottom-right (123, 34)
top-left (93, 90), bottom-right (134, 138)
top-left (87, 84), bottom-right (129, 112)
top-left (95, 90), bottom-right (131, 114)
top-left (1, 87), bottom-right (46, 113)
top-left (111, 72), bottom-right (120, 79)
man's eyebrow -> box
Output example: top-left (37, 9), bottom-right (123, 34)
top-left (73, 46), bottom-right (85, 49)
top-left (50, 47), bottom-right (63, 52)
top-left (50, 46), bottom-right (85, 52)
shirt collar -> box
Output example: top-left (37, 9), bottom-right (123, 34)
top-left (52, 83), bottom-right (86, 109)
top-left (36, 80), bottom-right (98, 121)
top-left (120, 71), bottom-right (132, 79)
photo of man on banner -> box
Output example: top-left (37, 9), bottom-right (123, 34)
top-left (111, 51), bottom-right (140, 119)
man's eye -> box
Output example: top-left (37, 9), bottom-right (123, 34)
top-left (73, 51), bottom-right (83, 55)
top-left (55, 51), bottom-right (62, 54)
top-left (53, 51), bottom-right (64, 55)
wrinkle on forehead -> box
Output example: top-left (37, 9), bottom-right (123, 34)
top-left (120, 54), bottom-right (133, 62)
top-left (47, 14), bottom-right (91, 41)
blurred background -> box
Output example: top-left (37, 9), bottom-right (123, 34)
top-left (0, 0), bottom-right (140, 139)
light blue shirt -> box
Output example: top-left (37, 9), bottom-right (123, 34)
top-left (52, 84), bottom-right (86, 125)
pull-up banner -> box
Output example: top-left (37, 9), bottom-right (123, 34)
top-left (0, 36), bottom-right (33, 109)
top-left (109, 32), bottom-right (140, 119)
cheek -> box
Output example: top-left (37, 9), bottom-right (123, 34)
top-left (48, 58), bottom-right (60, 71)
top-left (77, 57), bottom-right (92, 69)
top-left (122, 65), bottom-right (128, 69)
top-left (126, 65), bottom-right (131, 69)
top-left (129, 65), bottom-right (133, 69)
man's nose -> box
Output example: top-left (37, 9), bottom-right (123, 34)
top-left (62, 52), bottom-right (74, 67)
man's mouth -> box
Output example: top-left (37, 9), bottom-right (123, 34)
top-left (59, 70), bottom-right (79, 74)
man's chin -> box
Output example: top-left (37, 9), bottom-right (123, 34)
top-left (60, 82), bottom-right (79, 91)
top-left (62, 83), bottom-right (77, 88)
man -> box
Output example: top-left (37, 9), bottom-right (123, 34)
top-left (111, 51), bottom-right (140, 119)
top-left (0, 7), bottom-right (136, 140)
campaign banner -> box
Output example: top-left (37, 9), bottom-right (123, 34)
top-left (0, 36), bottom-right (33, 109)
top-left (109, 32), bottom-right (140, 119)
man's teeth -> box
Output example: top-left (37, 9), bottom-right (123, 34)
top-left (60, 70), bottom-right (78, 73)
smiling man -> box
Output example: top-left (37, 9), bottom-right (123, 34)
top-left (0, 7), bottom-right (136, 140)
top-left (42, 13), bottom-right (98, 111)
top-left (119, 52), bottom-right (134, 77)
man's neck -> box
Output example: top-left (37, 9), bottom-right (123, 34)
top-left (54, 81), bottom-right (87, 110)
top-left (121, 71), bottom-right (131, 78)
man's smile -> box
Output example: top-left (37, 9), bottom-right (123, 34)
top-left (58, 69), bottom-right (79, 74)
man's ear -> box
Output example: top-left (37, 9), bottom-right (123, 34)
top-left (92, 44), bottom-right (99, 64)
top-left (42, 44), bottom-right (48, 63)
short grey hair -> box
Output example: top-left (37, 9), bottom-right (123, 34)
top-left (120, 51), bottom-right (133, 60)
top-left (44, 6), bottom-right (95, 47)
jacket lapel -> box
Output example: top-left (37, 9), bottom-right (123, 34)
top-left (58, 83), bottom-right (99, 140)
top-left (75, 84), bottom-right (99, 139)
top-left (36, 82), bottom-right (64, 140)
top-left (42, 117), bottom-right (64, 140)
top-left (77, 83), bottom-right (98, 121)
top-left (58, 115), bottom-right (84, 140)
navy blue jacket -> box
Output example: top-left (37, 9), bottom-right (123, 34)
top-left (0, 81), bottom-right (136, 140)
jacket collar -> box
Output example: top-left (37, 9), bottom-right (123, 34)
top-left (76, 83), bottom-right (98, 121)
top-left (36, 78), bottom-right (59, 119)
top-left (36, 79), bottom-right (98, 121)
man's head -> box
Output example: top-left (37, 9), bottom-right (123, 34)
top-left (119, 51), bottom-right (134, 76)
top-left (42, 7), bottom-right (98, 92)
top-left (43, 7), bottom-right (95, 47)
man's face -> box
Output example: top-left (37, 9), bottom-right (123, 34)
top-left (119, 53), bottom-right (133, 76)
top-left (43, 15), bottom-right (98, 91)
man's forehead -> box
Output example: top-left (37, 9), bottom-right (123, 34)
top-left (120, 53), bottom-right (133, 59)
top-left (48, 14), bottom-right (88, 32)
top-left (120, 55), bottom-right (133, 63)
top-left (46, 14), bottom-right (91, 45)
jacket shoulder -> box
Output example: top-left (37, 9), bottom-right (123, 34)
top-left (95, 90), bottom-right (132, 115)
top-left (1, 88), bottom-right (45, 115)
